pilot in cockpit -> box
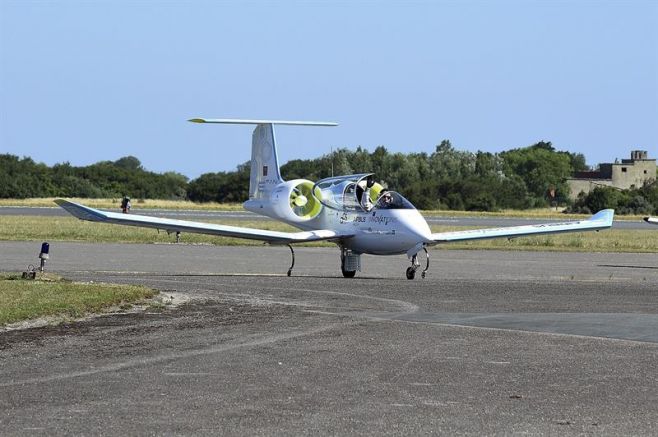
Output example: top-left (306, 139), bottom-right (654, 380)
top-left (380, 190), bottom-right (393, 207)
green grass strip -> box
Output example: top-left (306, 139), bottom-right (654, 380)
top-left (0, 198), bottom-right (244, 211)
top-left (0, 273), bottom-right (156, 326)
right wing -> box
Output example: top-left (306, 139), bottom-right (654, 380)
top-left (54, 199), bottom-right (352, 244)
top-left (430, 209), bottom-right (614, 243)
top-left (644, 217), bottom-right (658, 225)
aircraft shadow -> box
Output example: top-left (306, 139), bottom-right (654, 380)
top-left (69, 271), bottom-right (398, 281)
top-left (158, 273), bottom-right (390, 281)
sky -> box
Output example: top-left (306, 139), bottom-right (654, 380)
top-left (1, 0), bottom-right (657, 179)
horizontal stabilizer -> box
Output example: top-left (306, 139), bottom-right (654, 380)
top-left (54, 199), bottom-right (353, 244)
top-left (188, 118), bottom-right (338, 126)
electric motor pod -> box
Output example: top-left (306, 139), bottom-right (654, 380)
top-left (269, 179), bottom-right (324, 223)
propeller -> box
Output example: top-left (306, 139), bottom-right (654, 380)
top-left (289, 184), bottom-right (320, 218)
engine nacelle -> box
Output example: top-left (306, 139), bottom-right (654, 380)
top-left (244, 179), bottom-right (323, 223)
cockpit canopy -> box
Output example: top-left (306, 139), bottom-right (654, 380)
top-left (312, 173), bottom-right (415, 212)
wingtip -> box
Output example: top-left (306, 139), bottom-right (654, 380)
top-left (188, 118), bottom-right (206, 123)
top-left (590, 209), bottom-right (614, 225)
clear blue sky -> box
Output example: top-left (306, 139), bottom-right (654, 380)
top-left (1, 0), bottom-right (656, 179)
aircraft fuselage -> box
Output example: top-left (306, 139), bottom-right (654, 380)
top-left (248, 202), bottom-right (432, 255)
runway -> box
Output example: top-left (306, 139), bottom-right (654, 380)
top-left (1, 242), bottom-right (658, 435)
top-left (1, 205), bottom-right (652, 229)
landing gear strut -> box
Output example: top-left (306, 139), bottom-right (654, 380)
top-left (340, 246), bottom-right (359, 278)
top-left (286, 244), bottom-right (295, 277)
top-left (406, 246), bottom-right (429, 280)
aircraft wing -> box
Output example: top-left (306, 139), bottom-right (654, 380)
top-left (54, 199), bottom-right (352, 244)
top-left (430, 209), bottom-right (614, 243)
top-left (644, 217), bottom-right (658, 225)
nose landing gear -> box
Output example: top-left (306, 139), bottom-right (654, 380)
top-left (405, 265), bottom-right (417, 280)
top-left (406, 246), bottom-right (429, 280)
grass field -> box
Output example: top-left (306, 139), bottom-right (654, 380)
top-left (1, 215), bottom-right (657, 253)
top-left (0, 273), bottom-right (156, 326)
top-left (0, 198), bottom-right (245, 211)
top-left (0, 198), bottom-right (644, 220)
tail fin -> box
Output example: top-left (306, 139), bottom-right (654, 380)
top-left (189, 118), bottom-right (337, 200)
top-left (249, 123), bottom-right (283, 199)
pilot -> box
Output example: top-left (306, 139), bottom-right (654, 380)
top-left (380, 191), bottom-right (393, 207)
top-left (362, 176), bottom-right (374, 211)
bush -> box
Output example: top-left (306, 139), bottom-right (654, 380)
top-left (567, 185), bottom-right (657, 215)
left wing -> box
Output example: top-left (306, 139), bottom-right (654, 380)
top-left (54, 199), bottom-right (352, 244)
top-left (430, 209), bottom-right (614, 243)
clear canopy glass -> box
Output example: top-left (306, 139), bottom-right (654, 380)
top-left (312, 173), bottom-right (415, 212)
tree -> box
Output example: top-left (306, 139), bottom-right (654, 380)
top-left (114, 156), bottom-right (143, 171)
top-left (187, 162), bottom-right (250, 202)
top-left (501, 142), bottom-right (573, 205)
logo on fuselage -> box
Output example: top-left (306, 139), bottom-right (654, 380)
top-left (369, 215), bottom-right (395, 226)
top-left (339, 212), bottom-right (396, 226)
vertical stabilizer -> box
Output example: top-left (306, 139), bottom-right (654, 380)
top-left (250, 124), bottom-right (283, 199)
top-left (188, 118), bottom-right (337, 200)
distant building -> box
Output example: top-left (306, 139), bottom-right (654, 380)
top-left (567, 150), bottom-right (656, 199)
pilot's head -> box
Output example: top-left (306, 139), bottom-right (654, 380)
top-left (366, 176), bottom-right (374, 188)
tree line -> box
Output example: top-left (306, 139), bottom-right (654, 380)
top-left (0, 155), bottom-right (188, 199)
top-left (2, 142), bottom-right (658, 213)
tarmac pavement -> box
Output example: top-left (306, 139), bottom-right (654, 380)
top-left (1, 242), bottom-right (658, 435)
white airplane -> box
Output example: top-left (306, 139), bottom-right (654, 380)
top-left (644, 217), bottom-right (658, 225)
top-left (55, 119), bottom-right (614, 279)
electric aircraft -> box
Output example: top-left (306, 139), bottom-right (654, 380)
top-left (56, 119), bottom-right (614, 279)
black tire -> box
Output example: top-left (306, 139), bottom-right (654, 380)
top-left (342, 268), bottom-right (356, 278)
top-left (406, 267), bottom-right (416, 280)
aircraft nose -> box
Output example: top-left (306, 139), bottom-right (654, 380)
top-left (395, 210), bottom-right (433, 243)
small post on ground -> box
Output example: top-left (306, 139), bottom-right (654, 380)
top-left (39, 242), bottom-right (50, 272)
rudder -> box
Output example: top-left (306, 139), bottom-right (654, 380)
top-left (250, 124), bottom-right (283, 199)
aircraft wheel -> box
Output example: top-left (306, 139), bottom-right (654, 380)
top-left (406, 267), bottom-right (416, 280)
top-left (342, 268), bottom-right (356, 278)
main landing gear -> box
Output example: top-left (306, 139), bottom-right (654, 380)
top-left (340, 247), bottom-right (360, 278)
top-left (406, 246), bottom-right (430, 280)
top-left (286, 245), bottom-right (361, 278)
top-left (342, 266), bottom-right (356, 278)
top-left (286, 244), bottom-right (295, 277)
